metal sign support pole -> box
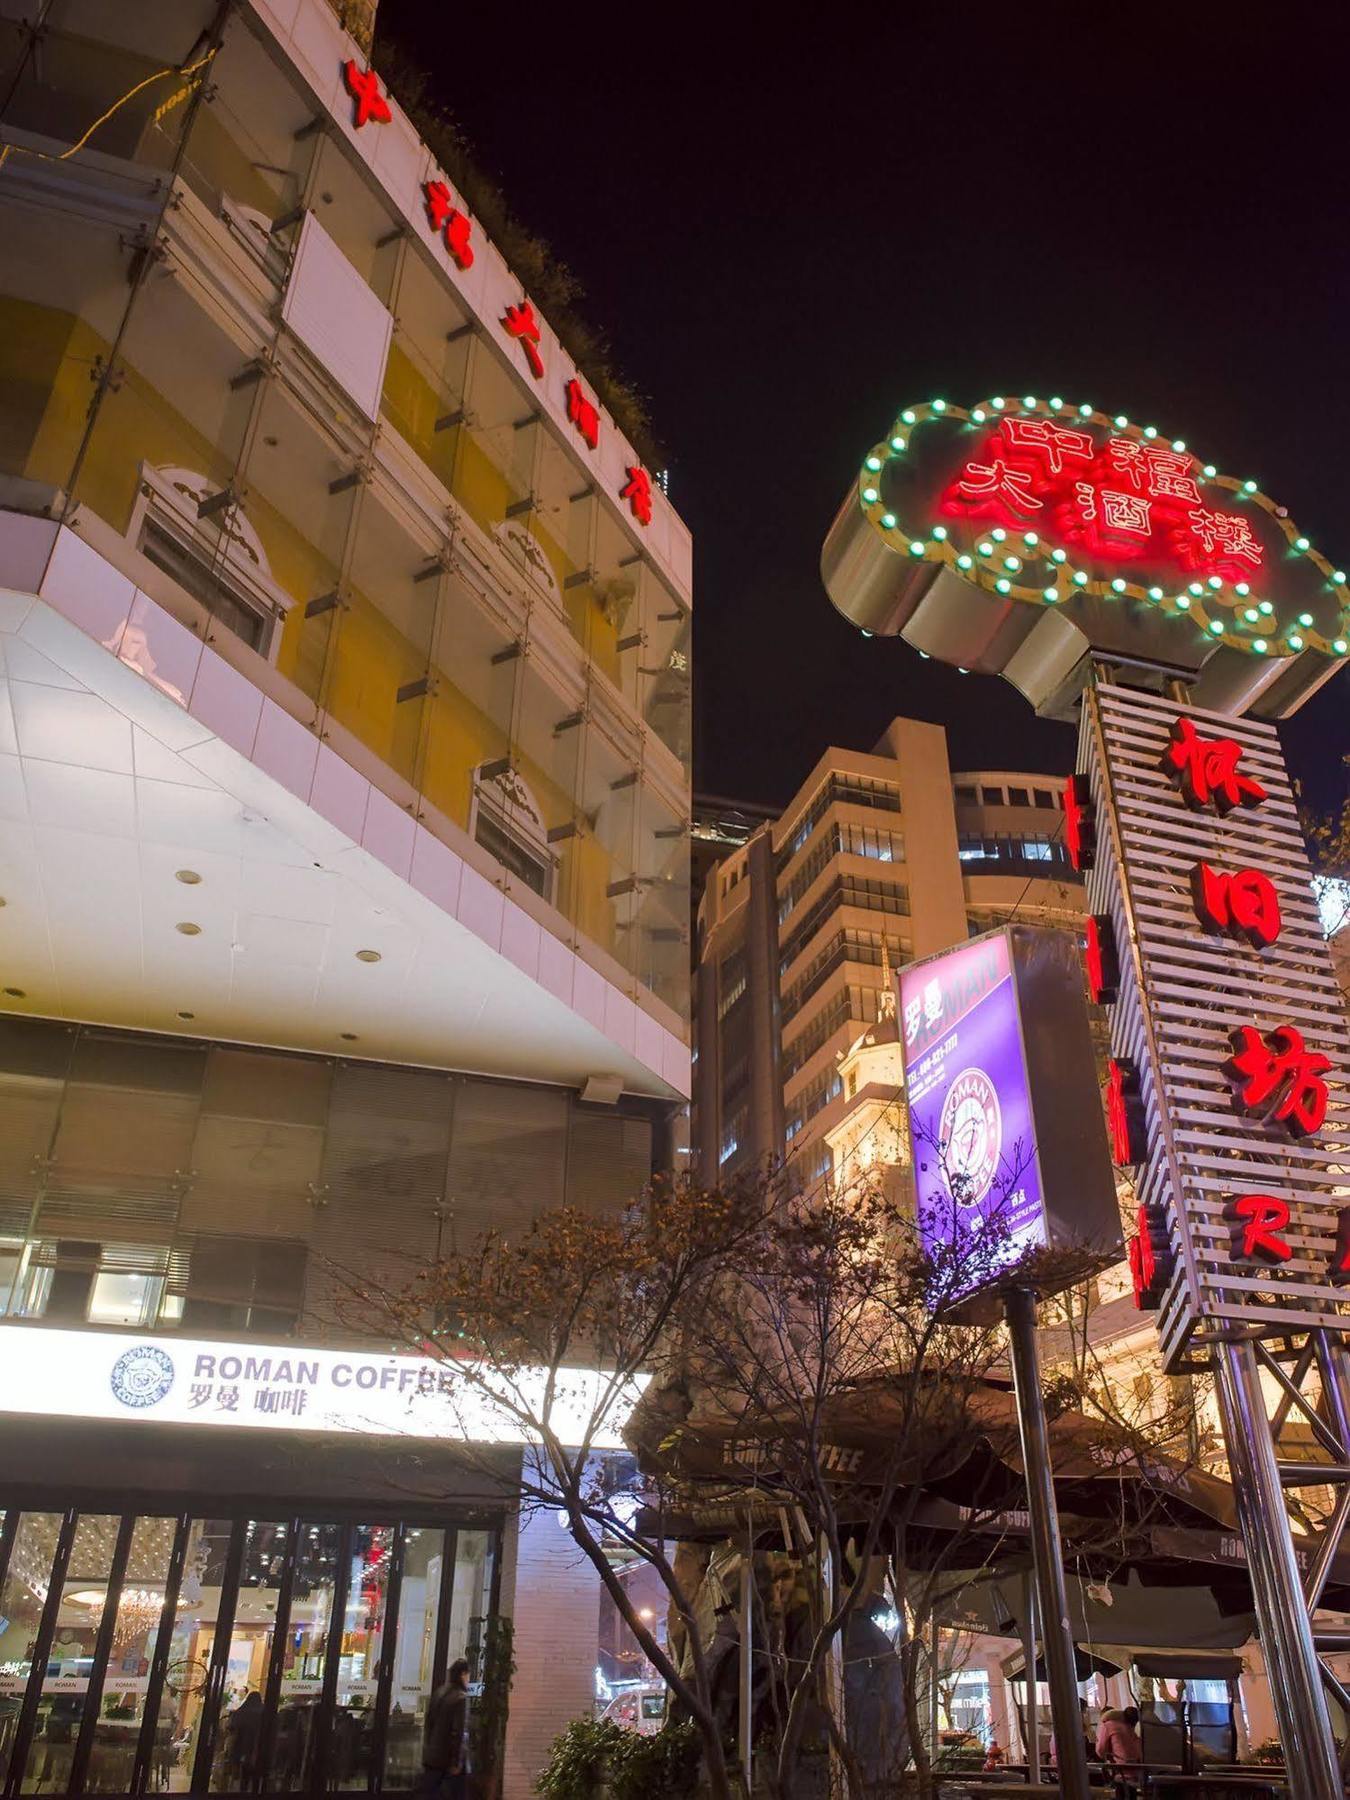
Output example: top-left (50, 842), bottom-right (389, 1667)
top-left (1004, 1285), bottom-right (1091, 1800)
top-left (1214, 1340), bottom-right (1344, 1799)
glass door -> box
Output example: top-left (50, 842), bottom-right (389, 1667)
top-left (0, 1513), bottom-right (64, 1789)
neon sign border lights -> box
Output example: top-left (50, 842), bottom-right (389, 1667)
top-left (855, 395), bottom-right (1350, 660)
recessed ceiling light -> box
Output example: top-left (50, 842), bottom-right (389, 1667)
top-left (340, 1031), bottom-right (359, 1041)
top-left (4, 987), bottom-right (25, 999)
top-left (175, 870), bottom-right (202, 885)
top-left (176, 922), bottom-right (202, 936)
top-left (177, 1010), bottom-right (195, 1021)
top-left (355, 949), bottom-right (381, 963)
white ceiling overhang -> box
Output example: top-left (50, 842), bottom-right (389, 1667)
top-left (0, 571), bottom-right (685, 1101)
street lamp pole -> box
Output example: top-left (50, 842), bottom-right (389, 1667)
top-left (1004, 1284), bottom-right (1091, 1800)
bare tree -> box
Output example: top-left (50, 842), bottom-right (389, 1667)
top-left (329, 1173), bottom-right (766, 1800)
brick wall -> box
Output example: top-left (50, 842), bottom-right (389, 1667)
top-left (499, 1505), bottom-right (601, 1799)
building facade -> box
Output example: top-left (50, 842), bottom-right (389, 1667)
top-left (692, 717), bottom-right (1080, 1188)
top-left (0, 1), bottom-right (690, 1793)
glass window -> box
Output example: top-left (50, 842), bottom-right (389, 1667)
top-left (87, 1269), bottom-right (163, 1327)
top-left (954, 784), bottom-right (978, 803)
top-left (209, 1520), bottom-right (290, 1792)
top-left (84, 1517), bottom-right (178, 1797)
top-left (1034, 789), bottom-right (1056, 809)
top-left (982, 786), bottom-right (1005, 807)
top-left (446, 1532), bottom-right (494, 1685)
top-left (384, 1529), bottom-right (446, 1790)
top-left (332, 1526), bottom-right (395, 1789)
top-left (0, 1237), bottom-right (25, 1314)
top-left (1007, 786), bottom-right (1030, 807)
top-left (180, 1238), bottom-right (306, 1334)
top-left (19, 1513), bottom-right (121, 1793)
top-left (265, 1522), bottom-right (340, 1792)
top-left (0, 1513), bottom-right (64, 1787)
top-left (143, 1518), bottom-right (234, 1793)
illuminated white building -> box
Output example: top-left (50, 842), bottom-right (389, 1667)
top-left (0, 0), bottom-right (690, 1791)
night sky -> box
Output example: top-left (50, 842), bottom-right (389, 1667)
top-left (377, 6), bottom-right (1348, 822)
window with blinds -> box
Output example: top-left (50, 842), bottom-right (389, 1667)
top-left (305, 1064), bottom-right (456, 1330)
top-left (0, 1021), bottom-right (663, 1338)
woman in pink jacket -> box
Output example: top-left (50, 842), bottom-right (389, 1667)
top-left (1095, 1706), bottom-right (1142, 1772)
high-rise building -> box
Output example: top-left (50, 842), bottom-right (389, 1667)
top-left (0, 3), bottom-right (690, 1793)
top-left (692, 719), bottom-right (1081, 1187)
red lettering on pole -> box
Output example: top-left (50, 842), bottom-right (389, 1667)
top-left (502, 301), bottom-right (544, 379)
top-left (1229, 1022), bottom-right (1333, 1138)
top-left (342, 60), bottom-right (391, 129)
top-left (1231, 1194), bottom-right (1293, 1264)
top-left (621, 466), bottom-right (653, 527)
top-left (423, 182), bottom-right (474, 269)
top-left (1084, 914), bottom-right (1118, 1004)
top-left (1106, 1058), bottom-right (1142, 1166)
top-left (1063, 772), bottom-right (1095, 872)
top-left (1164, 717), bottom-right (1268, 813)
top-left (1129, 1204), bottom-right (1173, 1310)
top-left (1330, 1209), bottom-right (1350, 1285)
top-left (1190, 862), bottom-right (1282, 949)
top-left (564, 377), bottom-right (600, 451)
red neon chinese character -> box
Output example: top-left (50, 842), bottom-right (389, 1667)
top-left (1105, 440), bottom-right (1201, 505)
top-left (342, 60), bottom-right (391, 129)
top-left (1190, 862), bottom-right (1282, 949)
top-left (1100, 489), bottom-right (1152, 536)
top-left (1063, 772), bottom-right (1095, 871)
top-left (1073, 481), bottom-right (1097, 526)
top-left (1331, 1208), bottom-right (1350, 1284)
top-left (621, 466), bottom-right (653, 527)
top-left (1143, 449), bottom-right (1201, 504)
top-left (1164, 717), bottom-right (1268, 813)
top-left (1084, 913), bottom-right (1118, 1005)
top-left (502, 301), bottom-right (544, 379)
top-left (423, 182), bottom-right (474, 269)
top-left (1229, 1022), bottom-right (1333, 1138)
top-left (956, 457), bottom-right (1043, 514)
top-left (564, 377), bottom-right (600, 450)
top-left (1231, 1194), bottom-right (1292, 1264)
top-left (1105, 1058), bottom-right (1141, 1166)
top-left (1188, 507), bottom-right (1263, 567)
top-left (1000, 416), bottom-right (1093, 474)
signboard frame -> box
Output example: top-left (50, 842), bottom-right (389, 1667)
top-left (899, 921), bottom-right (1121, 1302)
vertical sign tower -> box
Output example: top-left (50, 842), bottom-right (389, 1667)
top-left (1078, 681), bottom-right (1350, 1793)
top-left (823, 391), bottom-right (1350, 1794)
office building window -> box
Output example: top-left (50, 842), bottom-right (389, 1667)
top-left (981, 786), bottom-right (1006, 806)
top-left (1007, 787), bottom-right (1030, 807)
top-left (1034, 789), bottom-right (1056, 809)
top-left (954, 784), bottom-right (978, 803)
top-left (717, 950), bottom-right (748, 1020)
top-left (777, 774), bottom-right (903, 867)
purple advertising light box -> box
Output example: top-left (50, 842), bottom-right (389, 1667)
top-left (898, 924), bottom-right (1121, 1301)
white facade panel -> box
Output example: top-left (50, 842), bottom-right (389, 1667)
top-left (280, 209), bottom-right (393, 420)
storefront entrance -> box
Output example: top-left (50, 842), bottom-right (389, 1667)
top-left (0, 1509), bottom-right (499, 1796)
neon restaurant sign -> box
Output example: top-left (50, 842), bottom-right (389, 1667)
top-left (823, 395), bottom-right (1349, 720)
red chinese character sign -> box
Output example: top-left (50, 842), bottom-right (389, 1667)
top-left (1076, 683), bottom-right (1350, 1365)
top-left (342, 60), bottom-right (391, 129)
top-left (822, 395), bottom-right (1349, 722)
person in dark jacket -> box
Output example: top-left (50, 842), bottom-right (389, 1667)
top-left (419, 1659), bottom-right (470, 1798)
